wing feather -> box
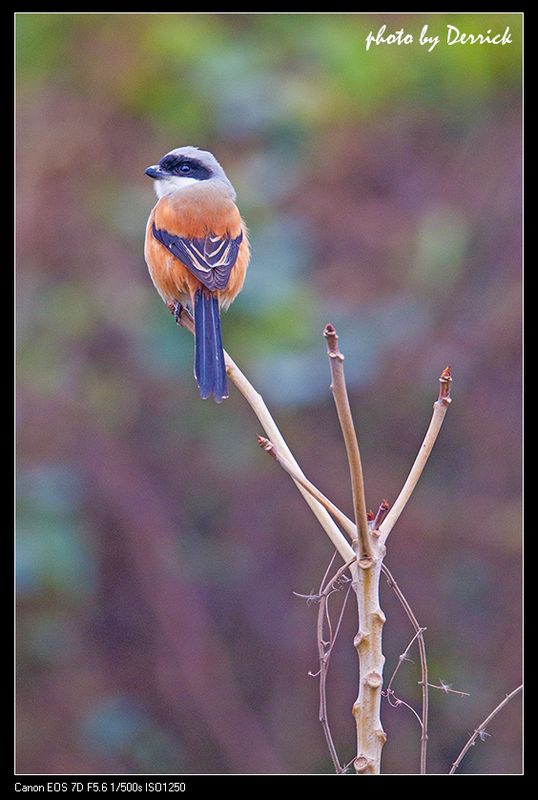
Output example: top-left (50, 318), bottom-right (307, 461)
top-left (152, 224), bottom-right (243, 291)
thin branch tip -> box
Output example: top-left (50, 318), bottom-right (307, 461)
top-left (438, 365), bottom-right (453, 405)
top-left (323, 323), bottom-right (344, 360)
top-left (379, 367), bottom-right (453, 545)
top-left (323, 322), bottom-right (337, 337)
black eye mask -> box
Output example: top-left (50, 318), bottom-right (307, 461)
top-left (159, 155), bottom-right (212, 181)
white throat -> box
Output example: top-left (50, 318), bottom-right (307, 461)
top-left (154, 176), bottom-right (199, 199)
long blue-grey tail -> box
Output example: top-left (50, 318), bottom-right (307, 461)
top-left (194, 289), bottom-right (228, 403)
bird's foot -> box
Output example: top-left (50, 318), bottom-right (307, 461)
top-left (167, 300), bottom-right (183, 324)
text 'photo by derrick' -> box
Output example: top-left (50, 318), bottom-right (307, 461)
top-left (366, 23), bottom-right (513, 52)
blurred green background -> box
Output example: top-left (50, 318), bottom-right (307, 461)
top-left (16, 12), bottom-right (522, 775)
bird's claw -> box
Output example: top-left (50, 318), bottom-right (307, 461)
top-left (167, 300), bottom-right (183, 324)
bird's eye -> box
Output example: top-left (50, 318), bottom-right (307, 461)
top-left (179, 163), bottom-right (191, 173)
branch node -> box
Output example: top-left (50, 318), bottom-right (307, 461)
top-left (256, 435), bottom-right (277, 460)
top-left (372, 608), bottom-right (387, 624)
top-left (366, 671), bottom-right (383, 689)
top-left (353, 754), bottom-right (371, 773)
top-left (329, 351), bottom-right (345, 362)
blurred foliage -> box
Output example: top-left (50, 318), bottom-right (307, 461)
top-left (16, 13), bottom-right (521, 774)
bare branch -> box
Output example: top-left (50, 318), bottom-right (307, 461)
top-left (383, 688), bottom-right (424, 730)
top-left (171, 305), bottom-right (355, 564)
top-left (172, 306), bottom-right (462, 776)
top-left (379, 366), bottom-right (452, 546)
top-left (317, 591), bottom-right (342, 773)
top-left (323, 323), bottom-right (372, 560)
top-left (295, 548), bottom-right (354, 773)
top-left (320, 551), bottom-right (339, 596)
top-left (386, 627), bottom-right (428, 699)
top-left (313, 555), bottom-right (353, 774)
top-left (449, 684), bottom-right (522, 774)
top-left (422, 681), bottom-right (470, 697)
top-left (294, 556), bottom-right (355, 607)
top-left (321, 324), bottom-right (386, 774)
top-left (381, 563), bottom-right (429, 774)
top-left (257, 436), bottom-right (357, 542)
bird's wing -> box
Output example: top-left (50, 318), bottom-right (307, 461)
top-left (152, 224), bottom-right (243, 292)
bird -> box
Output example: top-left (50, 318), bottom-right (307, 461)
top-left (144, 146), bottom-right (250, 403)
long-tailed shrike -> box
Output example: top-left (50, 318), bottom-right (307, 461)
top-left (144, 146), bottom-right (250, 402)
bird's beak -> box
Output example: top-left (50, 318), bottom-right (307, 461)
top-left (145, 165), bottom-right (165, 180)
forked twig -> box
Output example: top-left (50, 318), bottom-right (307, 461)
top-left (384, 689), bottom-right (424, 729)
top-left (449, 684), bottom-right (522, 774)
top-left (172, 306), bottom-right (460, 775)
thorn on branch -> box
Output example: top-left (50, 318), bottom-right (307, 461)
top-left (419, 680), bottom-right (470, 697)
top-left (292, 590), bottom-right (321, 605)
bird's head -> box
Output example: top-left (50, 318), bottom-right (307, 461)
top-left (144, 146), bottom-right (236, 200)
